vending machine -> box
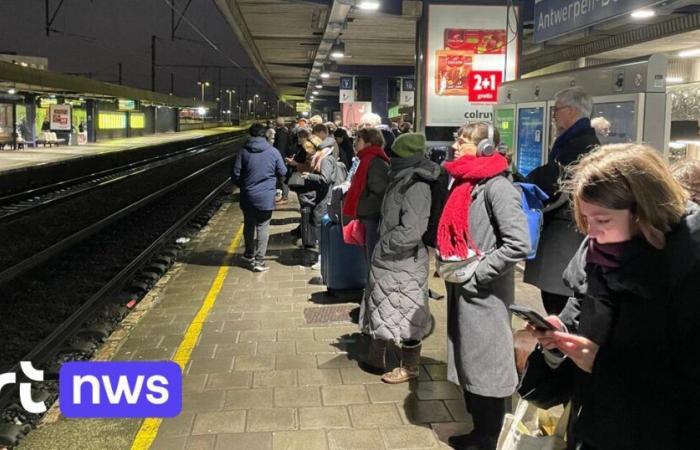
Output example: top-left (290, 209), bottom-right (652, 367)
top-left (496, 54), bottom-right (670, 174)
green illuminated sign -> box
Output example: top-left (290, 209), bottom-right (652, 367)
top-left (495, 108), bottom-right (515, 152)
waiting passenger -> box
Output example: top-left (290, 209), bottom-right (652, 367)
top-left (439, 123), bottom-right (530, 450)
top-left (342, 127), bottom-right (389, 268)
top-left (671, 158), bottom-right (700, 204)
top-left (333, 127), bottom-right (355, 170)
top-left (591, 116), bottom-right (611, 144)
top-left (231, 123), bottom-right (287, 272)
top-left (312, 123), bottom-right (339, 160)
top-left (524, 87), bottom-right (600, 315)
top-left (302, 127), bottom-right (345, 269)
top-left (273, 118), bottom-right (292, 206)
top-left (527, 144), bottom-right (699, 450)
top-left (359, 112), bottom-right (395, 156)
top-left (360, 133), bottom-right (439, 383)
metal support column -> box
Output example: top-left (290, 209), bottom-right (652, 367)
top-left (151, 35), bottom-right (157, 92)
top-left (414, 0), bottom-right (428, 133)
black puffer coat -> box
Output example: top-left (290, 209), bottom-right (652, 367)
top-left (557, 203), bottom-right (700, 450)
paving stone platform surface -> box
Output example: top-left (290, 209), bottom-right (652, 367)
top-left (20, 192), bottom-right (541, 450)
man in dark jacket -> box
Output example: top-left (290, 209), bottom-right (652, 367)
top-left (232, 123), bottom-right (287, 272)
top-left (273, 118), bottom-right (291, 205)
top-left (524, 87), bottom-right (600, 314)
top-left (360, 112), bottom-right (395, 157)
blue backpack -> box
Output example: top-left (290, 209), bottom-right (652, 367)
top-left (515, 182), bottom-right (549, 260)
top-left (485, 179), bottom-right (549, 260)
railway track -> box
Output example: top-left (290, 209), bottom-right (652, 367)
top-left (0, 133), bottom-right (247, 447)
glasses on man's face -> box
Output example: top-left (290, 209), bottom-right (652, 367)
top-left (552, 105), bottom-right (570, 115)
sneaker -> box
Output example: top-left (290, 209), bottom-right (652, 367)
top-left (241, 254), bottom-right (255, 264)
top-left (311, 260), bottom-right (321, 270)
top-left (252, 262), bottom-right (270, 272)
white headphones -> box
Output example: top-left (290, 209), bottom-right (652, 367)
top-left (476, 123), bottom-right (496, 157)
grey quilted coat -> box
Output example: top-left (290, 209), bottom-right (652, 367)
top-left (360, 155), bottom-right (440, 344)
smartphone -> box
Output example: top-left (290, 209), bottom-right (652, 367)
top-left (509, 305), bottom-right (558, 331)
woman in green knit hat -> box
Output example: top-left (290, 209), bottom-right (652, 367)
top-left (358, 133), bottom-right (441, 383)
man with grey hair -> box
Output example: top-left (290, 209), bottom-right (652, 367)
top-left (524, 86), bottom-right (600, 315)
top-left (360, 112), bottom-right (395, 156)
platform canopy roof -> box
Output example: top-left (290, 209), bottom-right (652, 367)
top-left (0, 61), bottom-right (216, 108)
top-left (216, 0), bottom-right (700, 103)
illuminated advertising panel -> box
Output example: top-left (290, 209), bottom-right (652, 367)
top-left (426, 5), bottom-right (518, 127)
top-left (49, 104), bottom-right (72, 131)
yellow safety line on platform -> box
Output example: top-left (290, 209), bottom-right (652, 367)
top-left (131, 223), bottom-right (244, 450)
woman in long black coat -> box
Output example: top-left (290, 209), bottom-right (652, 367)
top-left (528, 144), bottom-right (699, 450)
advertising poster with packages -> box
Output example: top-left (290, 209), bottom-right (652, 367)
top-left (426, 5), bottom-right (518, 127)
top-left (49, 104), bottom-right (72, 131)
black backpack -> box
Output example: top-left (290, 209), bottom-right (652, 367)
top-left (421, 166), bottom-right (450, 248)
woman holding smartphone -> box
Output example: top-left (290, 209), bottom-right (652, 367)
top-left (528, 144), bottom-right (699, 450)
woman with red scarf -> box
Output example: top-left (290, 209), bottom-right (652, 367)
top-left (439, 123), bottom-right (530, 450)
top-left (342, 127), bottom-right (390, 267)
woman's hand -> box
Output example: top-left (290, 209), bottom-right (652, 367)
top-left (301, 172), bottom-right (309, 179)
top-left (550, 332), bottom-right (599, 373)
top-left (285, 158), bottom-right (297, 167)
top-left (525, 315), bottom-right (564, 351)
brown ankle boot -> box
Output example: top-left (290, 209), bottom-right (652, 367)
top-left (381, 342), bottom-right (421, 384)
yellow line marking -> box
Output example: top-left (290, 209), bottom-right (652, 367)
top-left (131, 223), bottom-right (244, 450)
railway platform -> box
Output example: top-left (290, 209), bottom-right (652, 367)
top-left (0, 128), bottom-right (245, 176)
top-left (19, 192), bottom-right (541, 450)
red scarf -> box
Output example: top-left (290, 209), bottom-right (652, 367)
top-left (437, 153), bottom-right (509, 259)
top-left (343, 145), bottom-right (389, 218)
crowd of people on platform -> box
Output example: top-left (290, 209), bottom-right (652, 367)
top-left (231, 88), bottom-right (699, 450)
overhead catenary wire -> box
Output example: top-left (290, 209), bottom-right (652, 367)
top-left (161, 0), bottom-right (269, 91)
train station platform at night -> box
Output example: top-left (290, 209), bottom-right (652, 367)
top-left (20, 193), bottom-right (541, 450)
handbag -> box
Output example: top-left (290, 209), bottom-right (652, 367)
top-left (342, 219), bottom-right (366, 246)
top-left (287, 171), bottom-right (306, 188)
top-left (496, 399), bottom-right (570, 450)
top-left (436, 252), bottom-right (480, 284)
top-left (517, 346), bottom-right (575, 410)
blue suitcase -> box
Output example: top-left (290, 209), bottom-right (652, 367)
top-left (320, 215), bottom-right (367, 292)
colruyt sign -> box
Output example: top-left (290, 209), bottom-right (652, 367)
top-left (534, 0), bottom-right (663, 43)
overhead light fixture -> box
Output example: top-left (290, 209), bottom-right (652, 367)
top-left (630, 9), bottom-right (655, 19)
top-left (667, 76), bottom-right (684, 84)
top-left (320, 64), bottom-right (331, 78)
top-left (358, 0), bottom-right (380, 11)
top-left (7, 88), bottom-right (16, 94)
top-left (315, 84), bottom-right (323, 89)
top-left (679, 48), bottom-right (700, 58)
top-left (312, 90), bottom-right (319, 95)
top-left (330, 41), bottom-right (345, 59)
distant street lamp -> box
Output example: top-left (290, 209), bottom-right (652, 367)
top-left (197, 81), bottom-right (210, 102)
top-left (248, 99), bottom-right (253, 119)
top-left (225, 89), bottom-right (236, 123)
top-left (253, 94), bottom-right (260, 119)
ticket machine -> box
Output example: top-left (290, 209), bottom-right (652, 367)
top-left (496, 54), bottom-right (670, 176)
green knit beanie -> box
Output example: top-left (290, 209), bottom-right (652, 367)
top-left (392, 133), bottom-right (426, 158)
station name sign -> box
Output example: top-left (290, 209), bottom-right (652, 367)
top-left (534, 0), bottom-right (662, 43)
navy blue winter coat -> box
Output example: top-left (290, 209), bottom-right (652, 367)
top-left (231, 136), bottom-right (287, 211)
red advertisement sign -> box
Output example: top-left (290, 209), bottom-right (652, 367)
top-left (444, 29), bottom-right (506, 54)
top-left (467, 71), bottom-right (502, 103)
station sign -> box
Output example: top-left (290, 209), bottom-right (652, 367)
top-left (118, 99), bottom-right (137, 111)
top-left (296, 102), bottom-right (311, 113)
top-left (339, 77), bottom-right (355, 104)
top-left (534, 0), bottom-right (663, 43)
top-left (425, 5), bottom-right (518, 127)
top-left (400, 78), bottom-right (415, 106)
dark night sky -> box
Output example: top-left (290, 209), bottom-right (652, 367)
top-left (0, 0), bottom-right (275, 104)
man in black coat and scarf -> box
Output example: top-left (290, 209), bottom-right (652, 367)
top-left (524, 87), bottom-right (600, 315)
top-left (273, 118), bottom-right (292, 205)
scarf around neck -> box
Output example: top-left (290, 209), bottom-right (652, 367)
top-left (586, 238), bottom-right (645, 269)
top-left (343, 145), bottom-right (389, 218)
top-left (437, 153), bottom-right (509, 260)
top-left (549, 117), bottom-right (592, 163)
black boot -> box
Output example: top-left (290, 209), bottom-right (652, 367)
top-left (358, 339), bottom-right (386, 375)
top-left (448, 391), bottom-right (506, 450)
